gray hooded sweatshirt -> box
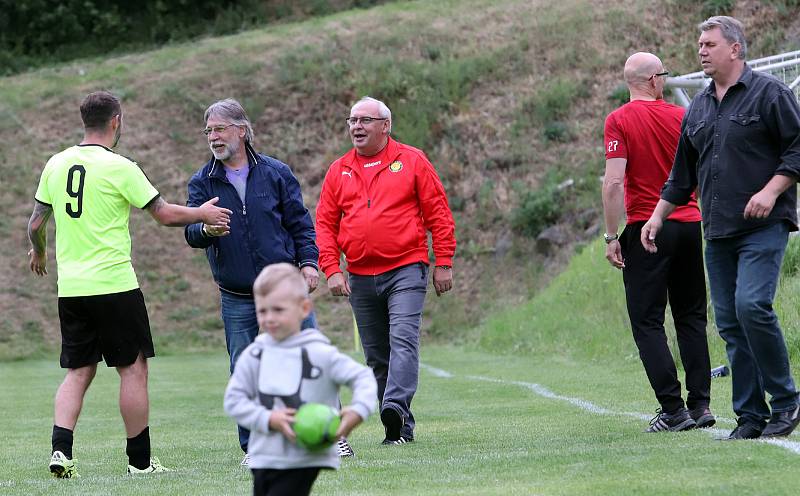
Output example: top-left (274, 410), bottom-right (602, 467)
top-left (224, 329), bottom-right (377, 469)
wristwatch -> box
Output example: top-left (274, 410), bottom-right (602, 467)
top-left (603, 233), bottom-right (619, 244)
top-left (436, 265), bottom-right (452, 270)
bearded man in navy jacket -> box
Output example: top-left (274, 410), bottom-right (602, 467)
top-left (185, 98), bottom-right (319, 459)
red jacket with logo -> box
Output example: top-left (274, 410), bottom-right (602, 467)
top-left (316, 137), bottom-right (456, 277)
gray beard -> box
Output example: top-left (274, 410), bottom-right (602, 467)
top-left (212, 147), bottom-right (231, 161)
top-left (211, 141), bottom-right (239, 161)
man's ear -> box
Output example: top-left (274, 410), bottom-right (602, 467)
top-left (731, 42), bottom-right (741, 60)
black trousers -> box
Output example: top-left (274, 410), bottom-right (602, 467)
top-left (619, 220), bottom-right (711, 412)
top-left (252, 467), bottom-right (321, 496)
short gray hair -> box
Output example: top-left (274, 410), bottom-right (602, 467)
top-left (352, 96), bottom-right (392, 133)
top-left (204, 98), bottom-right (255, 143)
top-left (699, 16), bottom-right (747, 60)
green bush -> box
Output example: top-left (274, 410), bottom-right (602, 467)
top-left (511, 175), bottom-right (563, 237)
top-left (542, 121), bottom-right (574, 142)
top-left (700, 0), bottom-right (736, 16)
top-left (0, 0), bottom-right (390, 76)
top-left (608, 84), bottom-right (629, 107)
top-left (513, 77), bottom-right (586, 137)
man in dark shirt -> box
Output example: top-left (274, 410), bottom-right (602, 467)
top-left (642, 16), bottom-right (800, 440)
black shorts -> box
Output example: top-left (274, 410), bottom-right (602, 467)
top-left (58, 288), bottom-right (155, 368)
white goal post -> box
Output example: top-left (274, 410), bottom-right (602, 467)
top-left (666, 49), bottom-right (800, 107)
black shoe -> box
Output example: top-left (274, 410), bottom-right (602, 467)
top-left (381, 436), bottom-right (413, 446)
top-left (336, 437), bottom-right (355, 457)
top-left (689, 406), bottom-right (716, 428)
top-left (645, 407), bottom-right (696, 432)
top-left (380, 408), bottom-right (405, 442)
top-left (719, 418), bottom-right (763, 440)
top-left (761, 404), bottom-right (800, 438)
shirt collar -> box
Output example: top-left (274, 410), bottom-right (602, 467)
top-left (703, 63), bottom-right (752, 97)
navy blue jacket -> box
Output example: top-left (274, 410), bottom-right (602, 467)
top-left (185, 143), bottom-right (318, 296)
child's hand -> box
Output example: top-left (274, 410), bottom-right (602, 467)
top-left (268, 408), bottom-right (297, 442)
top-left (334, 407), bottom-right (363, 439)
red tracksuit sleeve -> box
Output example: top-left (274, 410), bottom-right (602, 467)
top-left (415, 154), bottom-right (456, 266)
top-left (315, 164), bottom-right (344, 277)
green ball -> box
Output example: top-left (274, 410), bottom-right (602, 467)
top-left (293, 403), bottom-right (341, 451)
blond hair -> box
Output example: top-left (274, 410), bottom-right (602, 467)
top-left (253, 263), bottom-right (309, 299)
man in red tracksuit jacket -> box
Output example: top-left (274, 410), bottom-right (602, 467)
top-left (316, 96), bottom-right (456, 445)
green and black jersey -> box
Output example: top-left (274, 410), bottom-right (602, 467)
top-left (34, 144), bottom-right (159, 297)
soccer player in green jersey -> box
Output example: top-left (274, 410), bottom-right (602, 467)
top-left (27, 91), bottom-right (232, 478)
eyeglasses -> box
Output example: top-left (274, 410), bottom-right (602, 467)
top-left (648, 71), bottom-right (670, 80)
top-left (203, 123), bottom-right (238, 135)
top-left (345, 116), bottom-right (388, 126)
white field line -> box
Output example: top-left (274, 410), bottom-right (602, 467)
top-left (420, 364), bottom-right (800, 455)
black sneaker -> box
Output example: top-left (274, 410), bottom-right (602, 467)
top-left (336, 437), bottom-right (355, 457)
top-left (719, 418), bottom-right (763, 440)
top-left (689, 406), bottom-right (716, 428)
top-left (380, 408), bottom-right (405, 442)
top-left (381, 436), bottom-right (413, 446)
top-left (645, 407), bottom-right (697, 432)
top-left (761, 404), bottom-right (800, 438)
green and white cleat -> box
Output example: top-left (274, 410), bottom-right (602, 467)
top-left (49, 450), bottom-right (79, 479)
top-left (127, 457), bottom-right (172, 474)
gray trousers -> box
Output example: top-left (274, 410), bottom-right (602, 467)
top-left (349, 263), bottom-right (428, 438)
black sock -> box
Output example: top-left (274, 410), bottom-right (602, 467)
top-left (126, 426), bottom-right (151, 470)
top-left (52, 425), bottom-right (74, 459)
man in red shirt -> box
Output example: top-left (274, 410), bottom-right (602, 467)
top-left (316, 96), bottom-right (456, 445)
top-left (602, 52), bottom-right (713, 432)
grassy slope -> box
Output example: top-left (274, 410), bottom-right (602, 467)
top-left (2, 349), bottom-right (799, 496)
top-left (478, 238), bottom-right (800, 374)
top-left (1, 0), bottom-right (798, 360)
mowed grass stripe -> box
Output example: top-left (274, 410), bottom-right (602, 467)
top-left (2, 348), bottom-right (800, 495)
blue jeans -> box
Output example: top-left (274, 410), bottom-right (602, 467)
top-left (705, 222), bottom-right (799, 424)
top-left (349, 263), bottom-right (428, 439)
top-left (220, 291), bottom-right (317, 451)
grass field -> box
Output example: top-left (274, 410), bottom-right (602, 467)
top-left (2, 347), bottom-right (799, 495)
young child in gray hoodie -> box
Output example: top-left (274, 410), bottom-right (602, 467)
top-left (224, 263), bottom-right (377, 495)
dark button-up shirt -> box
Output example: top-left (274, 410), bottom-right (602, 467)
top-left (661, 64), bottom-right (800, 239)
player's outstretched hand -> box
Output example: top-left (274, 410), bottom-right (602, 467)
top-left (28, 249), bottom-right (47, 276)
top-left (268, 408), bottom-right (297, 442)
top-left (199, 197), bottom-right (232, 227)
top-left (204, 223), bottom-right (230, 237)
top-left (334, 407), bottom-right (363, 440)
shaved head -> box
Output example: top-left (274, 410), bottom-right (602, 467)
top-left (621, 51), bottom-right (668, 101)
top-left (624, 52), bottom-right (663, 84)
